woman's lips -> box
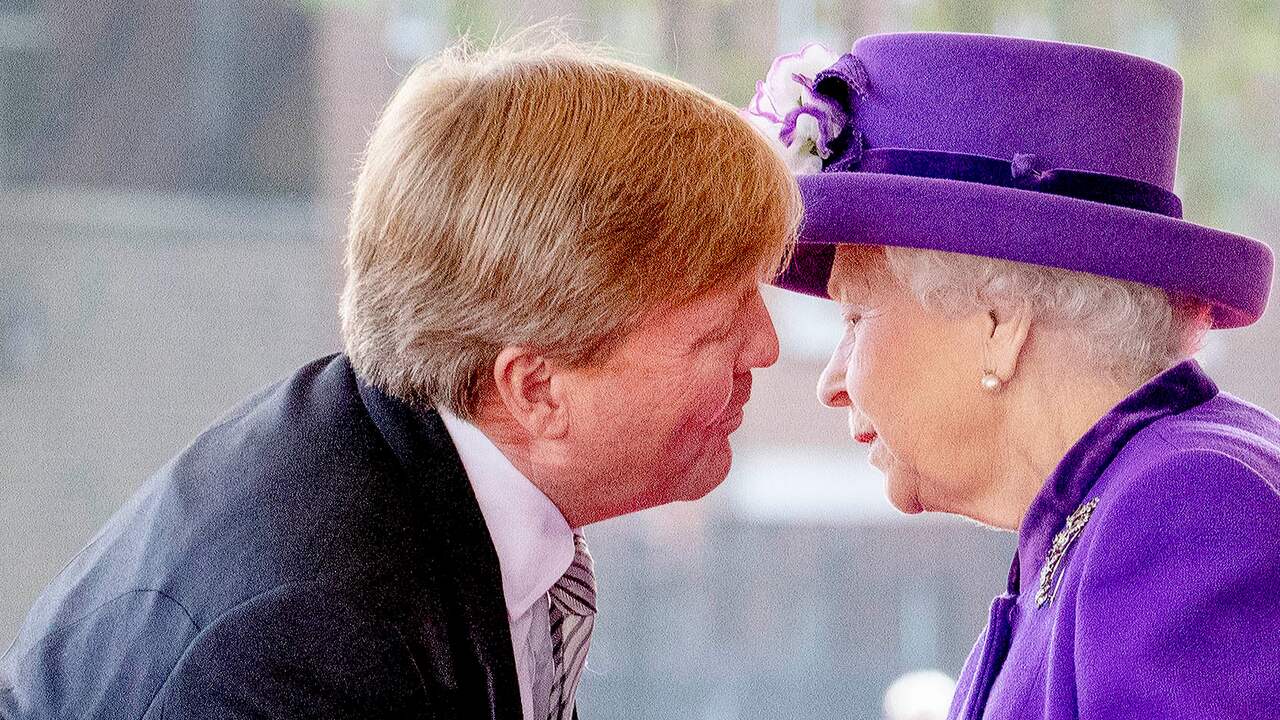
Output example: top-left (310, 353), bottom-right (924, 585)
top-left (855, 430), bottom-right (878, 444)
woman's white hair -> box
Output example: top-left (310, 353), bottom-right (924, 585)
top-left (882, 246), bottom-right (1214, 384)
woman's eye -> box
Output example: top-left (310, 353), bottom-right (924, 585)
top-left (842, 313), bottom-right (861, 327)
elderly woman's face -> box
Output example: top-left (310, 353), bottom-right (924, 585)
top-left (817, 245), bottom-right (1004, 520)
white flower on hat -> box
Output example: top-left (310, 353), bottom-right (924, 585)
top-left (744, 43), bottom-right (844, 175)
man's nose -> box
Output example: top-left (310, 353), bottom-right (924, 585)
top-left (817, 346), bottom-right (851, 408)
top-left (743, 288), bottom-right (780, 370)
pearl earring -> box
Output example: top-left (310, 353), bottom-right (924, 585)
top-left (980, 372), bottom-right (1002, 391)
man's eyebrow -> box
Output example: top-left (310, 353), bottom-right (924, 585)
top-left (719, 285), bottom-right (757, 329)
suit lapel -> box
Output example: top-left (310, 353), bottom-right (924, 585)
top-left (357, 373), bottom-right (523, 719)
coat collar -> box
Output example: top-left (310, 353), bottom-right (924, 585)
top-left (1011, 359), bottom-right (1218, 594)
top-left (354, 363), bottom-right (523, 718)
top-left (437, 408), bottom-right (576, 623)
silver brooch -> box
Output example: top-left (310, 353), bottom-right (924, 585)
top-left (1036, 497), bottom-right (1100, 607)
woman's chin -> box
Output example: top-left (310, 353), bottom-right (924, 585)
top-left (883, 474), bottom-right (926, 514)
top-left (889, 494), bottom-right (926, 515)
top-left (869, 443), bottom-right (928, 514)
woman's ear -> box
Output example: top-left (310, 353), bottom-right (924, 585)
top-left (491, 347), bottom-right (569, 439)
top-left (983, 304), bottom-right (1032, 384)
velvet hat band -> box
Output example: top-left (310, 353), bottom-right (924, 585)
top-left (840, 147), bottom-right (1184, 219)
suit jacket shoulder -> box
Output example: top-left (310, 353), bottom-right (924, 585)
top-left (1, 355), bottom-right (521, 720)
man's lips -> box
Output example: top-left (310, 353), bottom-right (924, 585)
top-left (855, 430), bottom-right (878, 444)
top-left (718, 374), bottom-right (752, 431)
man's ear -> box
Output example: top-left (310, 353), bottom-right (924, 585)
top-left (491, 346), bottom-right (569, 438)
top-left (982, 303), bottom-right (1032, 384)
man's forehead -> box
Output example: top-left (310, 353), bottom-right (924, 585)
top-left (650, 276), bottom-right (755, 326)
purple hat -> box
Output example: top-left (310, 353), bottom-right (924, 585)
top-left (768, 32), bottom-right (1273, 328)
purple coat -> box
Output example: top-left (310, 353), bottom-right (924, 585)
top-left (948, 360), bottom-right (1280, 719)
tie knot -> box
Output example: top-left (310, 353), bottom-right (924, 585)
top-left (550, 534), bottom-right (596, 616)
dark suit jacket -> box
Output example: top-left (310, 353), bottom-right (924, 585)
top-left (0, 354), bottom-right (536, 719)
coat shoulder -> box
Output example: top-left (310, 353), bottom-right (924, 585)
top-left (1073, 391), bottom-right (1280, 614)
top-left (1099, 392), bottom-right (1280, 514)
top-left (1, 354), bottom-right (467, 719)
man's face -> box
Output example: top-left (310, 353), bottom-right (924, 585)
top-left (558, 272), bottom-right (780, 525)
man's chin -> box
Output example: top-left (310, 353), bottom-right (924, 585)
top-left (680, 474), bottom-right (727, 502)
top-left (675, 447), bottom-right (733, 503)
top-left (623, 441), bottom-right (734, 510)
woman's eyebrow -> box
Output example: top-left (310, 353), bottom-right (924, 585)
top-left (831, 281), bottom-right (863, 305)
top-left (831, 263), bottom-right (885, 303)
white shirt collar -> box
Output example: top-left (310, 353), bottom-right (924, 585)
top-left (438, 408), bottom-right (576, 620)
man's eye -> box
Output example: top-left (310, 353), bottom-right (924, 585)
top-left (706, 323), bottom-right (734, 342)
top-left (694, 322), bottom-right (733, 348)
top-left (842, 313), bottom-right (861, 327)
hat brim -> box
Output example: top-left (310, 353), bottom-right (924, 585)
top-left (776, 172), bottom-right (1273, 329)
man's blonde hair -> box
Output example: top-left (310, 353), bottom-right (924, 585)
top-left (340, 35), bottom-right (799, 419)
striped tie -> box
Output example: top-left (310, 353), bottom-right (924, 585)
top-left (547, 534), bottom-right (596, 720)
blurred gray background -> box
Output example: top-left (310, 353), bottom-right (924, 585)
top-left (1, 1), bottom-right (1277, 718)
